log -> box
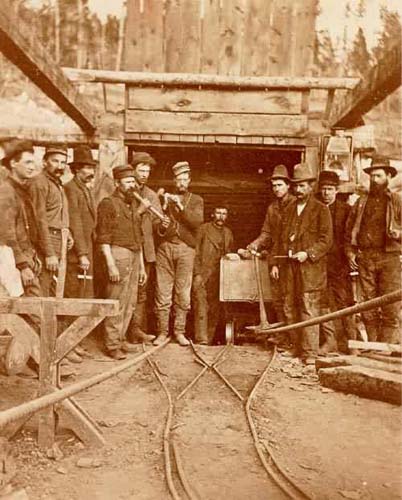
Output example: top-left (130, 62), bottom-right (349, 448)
top-left (315, 355), bottom-right (402, 375)
top-left (348, 340), bottom-right (402, 354)
top-left (318, 365), bottom-right (402, 405)
top-left (63, 67), bottom-right (360, 90)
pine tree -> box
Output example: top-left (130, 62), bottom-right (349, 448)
top-left (346, 27), bottom-right (371, 76)
top-left (372, 6), bottom-right (402, 63)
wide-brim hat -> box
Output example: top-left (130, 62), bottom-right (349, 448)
top-left (318, 170), bottom-right (340, 186)
top-left (291, 163), bottom-right (316, 183)
top-left (1, 139), bottom-right (34, 166)
top-left (113, 165), bottom-right (136, 180)
top-left (270, 164), bottom-right (290, 181)
top-left (69, 145), bottom-right (96, 167)
top-left (172, 161), bottom-right (191, 177)
top-left (363, 155), bottom-right (397, 178)
top-left (132, 152), bottom-right (156, 168)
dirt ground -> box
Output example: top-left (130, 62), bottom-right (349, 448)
top-left (1, 343), bottom-right (401, 500)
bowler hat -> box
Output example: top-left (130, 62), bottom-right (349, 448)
top-left (113, 165), bottom-right (136, 180)
top-left (44, 144), bottom-right (68, 158)
top-left (270, 164), bottom-right (290, 181)
top-left (291, 163), bottom-right (316, 183)
top-left (69, 146), bottom-right (96, 167)
top-left (172, 161), bottom-right (191, 177)
top-left (1, 139), bottom-right (34, 167)
top-left (318, 170), bottom-right (339, 186)
top-left (132, 152), bottom-right (156, 168)
top-left (363, 155), bottom-right (397, 178)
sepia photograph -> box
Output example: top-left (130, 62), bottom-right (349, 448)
top-left (0, 0), bottom-right (401, 498)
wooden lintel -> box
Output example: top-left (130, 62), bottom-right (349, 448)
top-left (0, 3), bottom-right (96, 133)
top-left (63, 67), bottom-right (360, 90)
top-left (0, 298), bottom-right (118, 317)
top-left (330, 43), bottom-right (401, 128)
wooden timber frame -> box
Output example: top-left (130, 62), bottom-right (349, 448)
top-left (0, 297), bottom-right (118, 449)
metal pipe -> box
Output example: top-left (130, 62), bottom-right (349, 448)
top-left (250, 290), bottom-right (401, 334)
top-left (0, 339), bottom-right (170, 429)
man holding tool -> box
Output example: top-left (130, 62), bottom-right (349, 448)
top-left (345, 155), bottom-right (401, 345)
top-left (96, 165), bottom-right (148, 360)
top-left (247, 164), bottom-right (295, 324)
top-left (192, 203), bottom-right (234, 345)
top-left (27, 144), bottom-right (73, 298)
top-left (271, 163), bottom-right (333, 364)
top-left (153, 161), bottom-right (204, 347)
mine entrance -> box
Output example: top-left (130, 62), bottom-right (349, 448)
top-left (128, 143), bottom-right (303, 248)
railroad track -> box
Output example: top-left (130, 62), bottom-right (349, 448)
top-left (144, 342), bottom-right (311, 500)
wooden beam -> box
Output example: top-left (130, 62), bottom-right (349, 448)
top-left (55, 316), bottom-right (105, 362)
top-left (63, 67), bottom-right (360, 90)
top-left (0, 2), bottom-right (96, 133)
top-left (348, 340), bottom-right (402, 354)
top-left (126, 110), bottom-right (308, 137)
top-left (0, 298), bottom-right (118, 317)
top-left (330, 42), bottom-right (401, 128)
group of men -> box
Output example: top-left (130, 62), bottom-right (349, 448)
top-left (0, 138), bottom-right (400, 366)
top-left (248, 158), bottom-right (401, 365)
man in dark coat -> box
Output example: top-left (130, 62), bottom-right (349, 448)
top-left (247, 164), bottom-right (295, 323)
top-left (317, 171), bottom-right (358, 354)
top-left (129, 151), bottom-right (162, 343)
top-left (0, 140), bottom-right (41, 299)
top-left (345, 155), bottom-right (401, 344)
top-left (27, 144), bottom-right (73, 297)
top-left (271, 163), bottom-right (333, 364)
top-left (64, 146), bottom-right (97, 300)
top-left (193, 204), bottom-right (234, 344)
top-left (154, 161), bottom-right (204, 346)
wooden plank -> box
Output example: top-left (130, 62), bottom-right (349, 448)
top-left (63, 68), bottom-right (360, 90)
top-left (55, 316), bottom-right (105, 362)
top-left (348, 340), bottom-right (402, 354)
top-left (0, 2), bottom-right (95, 133)
top-left (241, 0), bottom-right (272, 76)
top-left (318, 365), bottom-right (401, 405)
top-left (165, 0), bottom-right (201, 73)
top-left (0, 314), bottom-right (40, 364)
top-left (324, 89), bottom-right (335, 119)
top-left (126, 110), bottom-right (308, 137)
top-left (330, 42), bottom-right (401, 127)
top-left (142, 1), bottom-right (165, 72)
top-left (316, 355), bottom-right (402, 375)
top-left (127, 87), bottom-right (302, 114)
top-left (0, 298), bottom-right (42, 315)
top-left (218, 0), bottom-right (245, 75)
top-left (38, 302), bottom-right (57, 449)
top-left (123, 0), bottom-right (144, 71)
top-left (200, 0), bottom-right (220, 73)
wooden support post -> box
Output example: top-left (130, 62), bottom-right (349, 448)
top-left (38, 302), bottom-right (58, 449)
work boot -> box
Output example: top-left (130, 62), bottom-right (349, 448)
top-left (153, 334), bottom-right (168, 346)
top-left (66, 350), bottom-right (83, 364)
top-left (122, 341), bottom-right (138, 353)
top-left (75, 344), bottom-right (93, 358)
top-left (128, 326), bottom-right (156, 344)
top-left (108, 349), bottom-right (127, 360)
top-left (175, 334), bottom-right (190, 347)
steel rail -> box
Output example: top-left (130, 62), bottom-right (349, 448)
top-left (251, 290), bottom-right (401, 334)
top-left (0, 339), bottom-right (170, 429)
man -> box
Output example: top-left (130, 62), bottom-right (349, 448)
top-left (345, 155), bottom-right (401, 344)
top-left (27, 144), bottom-right (72, 297)
top-left (130, 151), bottom-right (162, 343)
top-left (317, 171), bottom-right (358, 354)
top-left (96, 165), bottom-right (147, 360)
top-left (0, 140), bottom-right (41, 299)
top-left (247, 164), bottom-right (295, 323)
top-left (271, 163), bottom-right (333, 364)
top-left (154, 161), bottom-right (204, 346)
top-left (64, 146), bottom-right (97, 300)
top-left (193, 204), bottom-right (234, 345)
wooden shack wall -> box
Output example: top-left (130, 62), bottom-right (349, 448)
top-left (124, 0), bottom-right (318, 77)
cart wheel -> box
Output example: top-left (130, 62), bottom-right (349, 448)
top-left (225, 320), bottom-right (235, 345)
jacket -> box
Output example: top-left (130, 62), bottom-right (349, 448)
top-left (159, 191), bottom-right (204, 248)
top-left (64, 177), bottom-right (96, 262)
top-left (274, 195), bottom-right (333, 292)
top-left (193, 222), bottom-right (234, 280)
top-left (345, 190), bottom-right (402, 256)
top-left (138, 185), bottom-right (163, 263)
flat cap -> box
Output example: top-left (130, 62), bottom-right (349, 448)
top-left (44, 144), bottom-right (68, 157)
top-left (172, 161), bottom-right (191, 177)
top-left (113, 164), bottom-right (136, 180)
top-left (1, 139), bottom-right (34, 167)
top-left (132, 152), bottom-right (156, 168)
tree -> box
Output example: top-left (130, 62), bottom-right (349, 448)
top-left (313, 30), bottom-right (340, 77)
top-left (346, 27), bottom-right (371, 76)
top-left (372, 6), bottom-right (402, 63)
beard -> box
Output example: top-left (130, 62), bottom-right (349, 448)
top-left (370, 180), bottom-right (388, 194)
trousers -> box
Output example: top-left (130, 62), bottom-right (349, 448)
top-left (103, 246), bottom-right (140, 352)
top-left (155, 241), bottom-right (195, 337)
top-left (357, 250), bottom-right (401, 343)
top-left (193, 269), bottom-right (221, 344)
top-left (38, 231), bottom-right (62, 297)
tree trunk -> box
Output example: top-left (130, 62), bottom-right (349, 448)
top-left (54, 0), bottom-right (60, 64)
top-left (115, 1), bottom-right (126, 71)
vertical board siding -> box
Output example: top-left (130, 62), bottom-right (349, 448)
top-left (200, 0), bottom-right (221, 73)
top-left (218, 0), bottom-right (245, 76)
top-left (124, 0), bottom-right (144, 71)
top-left (142, 1), bottom-right (165, 72)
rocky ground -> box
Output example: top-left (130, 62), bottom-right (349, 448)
top-left (1, 343), bottom-right (401, 500)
